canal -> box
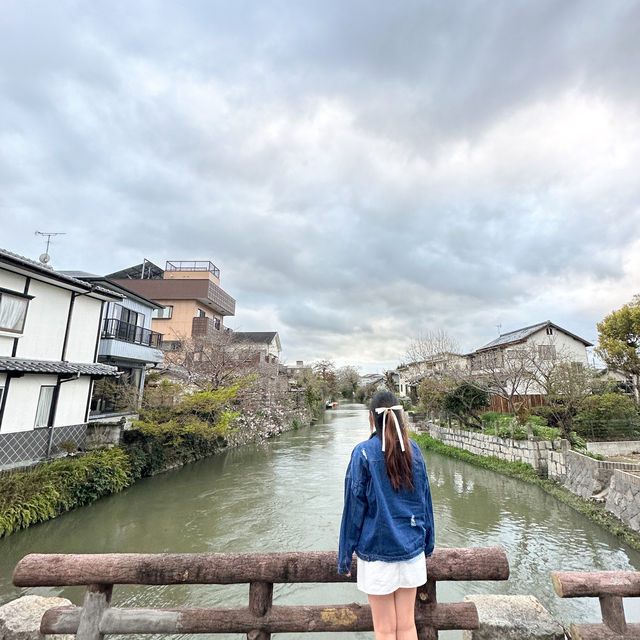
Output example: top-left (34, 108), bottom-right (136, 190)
top-left (1, 403), bottom-right (640, 638)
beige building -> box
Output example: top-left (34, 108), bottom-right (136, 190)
top-left (107, 260), bottom-right (236, 349)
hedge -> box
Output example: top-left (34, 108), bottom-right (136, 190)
top-left (0, 448), bottom-right (131, 537)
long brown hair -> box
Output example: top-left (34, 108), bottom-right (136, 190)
top-left (370, 391), bottom-right (413, 491)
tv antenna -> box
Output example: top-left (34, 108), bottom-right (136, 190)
top-left (496, 323), bottom-right (502, 336)
top-left (35, 231), bottom-right (65, 265)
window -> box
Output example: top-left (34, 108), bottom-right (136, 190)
top-left (152, 305), bottom-right (173, 319)
top-left (546, 326), bottom-right (553, 335)
top-left (0, 291), bottom-right (29, 333)
top-left (120, 307), bottom-right (140, 326)
top-left (197, 308), bottom-right (206, 318)
top-left (35, 386), bottom-right (55, 427)
top-left (538, 345), bottom-right (556, 360)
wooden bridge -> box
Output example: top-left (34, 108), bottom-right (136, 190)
top-left (13, 547), bottom-right (509, 639)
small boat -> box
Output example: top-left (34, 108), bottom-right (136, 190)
top-left (325, 401), bottom-right (340, 409)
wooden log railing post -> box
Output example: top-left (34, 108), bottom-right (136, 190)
top-left (416, 578), bottom-right (438, 640)
top-left (552, 571), bottom-right (639, 638)
top-left (248, 581), bottom-right (274, 640)
top-left (11, 548), bottom-right (509, 637)
top-left (75, 583), bottom-right (112, 640)
top-left (599, 595), bottom-right (627, 635)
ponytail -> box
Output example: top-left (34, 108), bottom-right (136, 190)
top-left (370, 392), bottom-right (413, 491)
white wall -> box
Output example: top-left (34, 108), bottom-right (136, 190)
top-left (1, 374), bottom-right (58, 432)
top-left (16, 279), bottom-right (70, 360)
top-left (527, 328), bottom-right (589, 365)
top-left (0, 268), bottom-right (27, 292)
top-left (0, 268), bottom-right (28, 356)
top-left (65, 295), bottom-right (102, 362)
top-left (55, 377), bottom-right (91, 426)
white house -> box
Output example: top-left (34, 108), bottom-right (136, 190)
top-left (395, 353), bottom-right (469, 398)
top-left (232, 332), bottom-right (282, 364)
top-left (61, 272), bottom-right (165, 417)
top-left (469, 320), bottom-right (592, 398)
top-left (0, 249), bottom-right (120, 468)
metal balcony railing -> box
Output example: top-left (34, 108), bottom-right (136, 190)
top-left (165, 260), bottom-right (220, 279)
top-left (102, 318), bottom-right (163, 349)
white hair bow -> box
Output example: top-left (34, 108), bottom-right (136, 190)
top-left (375, 405), bottom-right (405, 453)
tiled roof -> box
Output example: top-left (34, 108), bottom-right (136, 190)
top-left (232, 331), bottom-right (279, 344)
top-left (476, 321), bottom-right (592, 351)
top-left (0, 248), bottom-right (121, 300)
top-left (0, 357), bottom-right (118, 376)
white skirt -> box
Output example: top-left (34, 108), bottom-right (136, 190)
top-left (356, 552), bottom-right (427, 595)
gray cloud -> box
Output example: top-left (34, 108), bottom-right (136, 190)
top-left (2, 0), bottom-right (640, 369)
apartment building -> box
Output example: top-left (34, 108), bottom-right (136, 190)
top-left (107, 260), bottom-right (236, 349)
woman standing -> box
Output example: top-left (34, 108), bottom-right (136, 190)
top-left (338, 391), bottom-right (435, 640)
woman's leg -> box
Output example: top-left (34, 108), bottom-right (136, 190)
top-left (368, 592), bottom-right (397, 640)
top-left (393, 587), bottom-right (418, 640)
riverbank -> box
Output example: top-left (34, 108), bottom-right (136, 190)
top-left (0, 406), bottom-right (311, 538)
top-left (415, 432), bottom-right (640, 552)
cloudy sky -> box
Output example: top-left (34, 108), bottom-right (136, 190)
top-left (2, 1), bottom-right (640, 371)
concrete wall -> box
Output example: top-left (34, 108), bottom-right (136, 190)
top-left (421, 421), bottom-right (640, 532)
top-left (606, 469), bottom-right (640, 531)
top-left (587, 441), bottom-right (640, 457)
top-left (86, 420), bottom-right (124, 449)
top-left (562, 450), bottom-right (639, 500)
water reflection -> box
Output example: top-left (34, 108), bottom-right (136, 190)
top-left (1, 404), bottom-right (639, 639)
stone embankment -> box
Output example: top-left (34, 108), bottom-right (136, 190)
top-left (416, 421), bottom-right (640, 533)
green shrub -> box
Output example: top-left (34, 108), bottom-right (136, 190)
top-left (480, 411), bottom-right (505, 424)
top-left (530, 424), bottom-right (561, 441)
top-left (574, 393), bottom-right (640, 440)
top-left (0, 449), bottom-right (131, 537)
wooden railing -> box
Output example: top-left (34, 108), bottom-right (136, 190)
top-left (552, 570), bottom-right (640, 639)
top-left (13, 548), bottom-right (509, 639)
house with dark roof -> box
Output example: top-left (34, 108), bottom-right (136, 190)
top-left (468, 321), bottom-right (592, 406)
top-left (60, 272), bottom-right (165, 418)
top-left (232, 331), bottom-right (281, 364)
top-left (0, 248), bottom-right (121, 468)
top-left (471, 321), bottom-right (592, 370)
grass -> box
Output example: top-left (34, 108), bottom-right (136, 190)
top-left (414, 432), bottom-right (640, 552)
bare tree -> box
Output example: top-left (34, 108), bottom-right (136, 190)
top-left (466, 345), bottom-right (538, 417)
top-left (161, 330), bottom-right (259, 390)
top-left (405, 329), bottom-right (461, 367)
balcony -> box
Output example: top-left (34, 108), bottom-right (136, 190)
top-left (192, 315), bottom-right (222, 337)
top-left (102, 318), bottom-right (163, 349)
top-left (207, 281), bottom-right (236, 316)
top-left (166, 260), bottom-right (220, 279)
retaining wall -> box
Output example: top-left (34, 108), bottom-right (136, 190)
top-left (426, 424), bottom-right (563, 475)
top-left (420, 421), bottom-right (640, 532)
top-left (564, 450), bottom-right (640, 500)
top-left (586, 440), bottom-right (640, 457)
top-left (606, 469), bottom-right (640, 531)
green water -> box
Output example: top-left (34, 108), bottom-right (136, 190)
top-left (1, 403), bottom-right (640, 638)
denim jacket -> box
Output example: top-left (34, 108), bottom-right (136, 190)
top-left (337, 435), bottom-right (435, 575)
